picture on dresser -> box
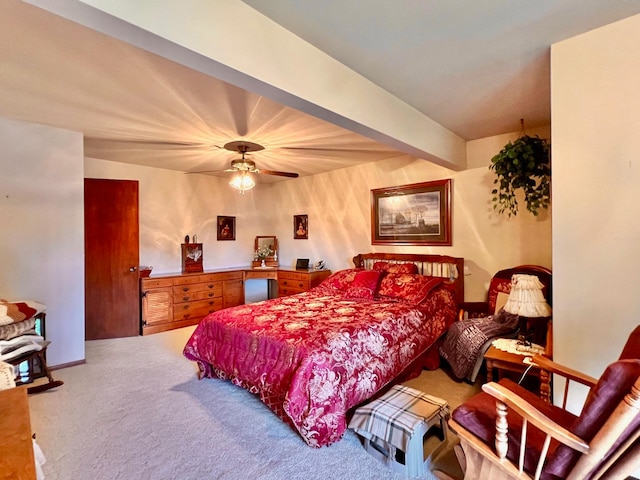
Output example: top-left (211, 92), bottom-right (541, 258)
top-left (294, 214), bottom-right (308, 239)
top-left (217, 216), bottom-right (236, 241)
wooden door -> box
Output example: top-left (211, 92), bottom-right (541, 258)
top-left (84, 179), bottom-right (140, 339)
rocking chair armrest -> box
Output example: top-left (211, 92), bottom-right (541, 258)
top-left (482, 382), bottom-right (590, 453)
top-left (531, 355), bottom-right (598, 388)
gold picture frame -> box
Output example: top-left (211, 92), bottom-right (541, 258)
top-left (371, 179), bottom-right (452, 246)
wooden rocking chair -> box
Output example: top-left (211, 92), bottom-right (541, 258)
top-left (447, 325), bottom-right (640, 479)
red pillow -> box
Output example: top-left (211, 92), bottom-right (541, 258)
top-left (344, 270), bottom-right (384, 300)
top-left (377, 274), bottom-right (444, 305)
top-left (372, 261), bottom-right (419, 275)
top-left (317, 268), bottom-right (363, 292)
top-left (487, 277), bottom-right (512, 313)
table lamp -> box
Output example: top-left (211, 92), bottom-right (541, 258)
top-left (503, 274), bottom-right (552, 349)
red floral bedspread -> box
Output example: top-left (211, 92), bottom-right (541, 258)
top-left (183, 285), bottom-right (455, 447)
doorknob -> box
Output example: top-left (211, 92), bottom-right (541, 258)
top-left (129, 266), bottom-right (137, 272)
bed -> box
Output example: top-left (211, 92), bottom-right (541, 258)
top-left (183, 252), bottom-right (464, 447)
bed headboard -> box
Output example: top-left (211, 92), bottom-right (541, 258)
top-left (352, 252), bottom-right (465, 306)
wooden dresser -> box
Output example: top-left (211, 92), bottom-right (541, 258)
top-left (0, 386), bottom-right (36, 479)
top-left (141, 267), bottom-right (331, 334)
top-left (141, 271), bottom-right (244, 335)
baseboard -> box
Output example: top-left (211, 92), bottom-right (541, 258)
top-left (51, 359), bottom-right (86, 370)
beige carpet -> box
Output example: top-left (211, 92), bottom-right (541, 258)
top-left (27, 327), bottom-right (481, 480)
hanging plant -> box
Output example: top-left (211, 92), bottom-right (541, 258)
top-left (489, 126), bottom-right (551, 217)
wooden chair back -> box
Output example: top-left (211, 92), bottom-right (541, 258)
top-left (450, 359), bottom-right (640, 480)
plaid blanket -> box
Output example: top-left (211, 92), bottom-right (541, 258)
top-left (348, 385), bottom-right (449, 454)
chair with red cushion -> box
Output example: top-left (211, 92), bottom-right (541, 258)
top-left (447, 326), bottom-right (640, 480)
top-left (439, 266), bottom-right (552, 382)
top-left (458, 265), bottom-right (552, 321)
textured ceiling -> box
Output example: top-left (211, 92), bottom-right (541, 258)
top-left (2, 0), bottom-right (640, 183)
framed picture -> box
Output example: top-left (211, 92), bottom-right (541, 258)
top-left (217, 216), bottom-right (236, 241)
top-left (294, 214), bottom-right (308, 239)
top-left (371, 179), bottom-right (452, 246)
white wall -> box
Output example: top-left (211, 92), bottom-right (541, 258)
top-left (0, 117), bottom-right (85, 366)
top-left (552, 13), bottom-right (640, 411)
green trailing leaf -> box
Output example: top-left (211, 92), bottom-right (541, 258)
top-left (489, 134), bottom-right (550, 217)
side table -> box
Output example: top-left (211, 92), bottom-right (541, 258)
top-left (484, 345), bottom-right (551, 403)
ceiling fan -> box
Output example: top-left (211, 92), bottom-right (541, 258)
top-left (186, 140), bottom-right (299, 194)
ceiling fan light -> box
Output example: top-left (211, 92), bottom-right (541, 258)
top-left (229, 171), bottom-right (255, 194)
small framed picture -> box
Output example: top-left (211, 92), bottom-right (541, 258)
top-left (294, 214), bottom-right (308, 239)
top-left (217, 216), bottom-right (236, 241)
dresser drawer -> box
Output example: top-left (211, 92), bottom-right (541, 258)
top-left (245, 270), bottom-right (278, 280)
top-left (278, 271), bottom-right (309, 282)
top-left (173, 288), bottom-right (221, 303)
top-left (172, 273), bottom-right (222, 286)
top-left (173, 298), bottom-right (222, 320)
top-left (173, 282), bottom-right (222, 296)
top-left (142, 277), bottom-right (173, 289)
top-left (278, 277), bottom-right (310, 290)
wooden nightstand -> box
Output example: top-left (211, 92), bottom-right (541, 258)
top-left (484, 345), bottom-right (551, 403)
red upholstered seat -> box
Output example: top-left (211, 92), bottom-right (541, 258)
top-left (452, 360), bottom-right (640, 479)
top-left (451, 378), bottom-right (576, 478)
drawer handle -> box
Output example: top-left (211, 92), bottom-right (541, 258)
top-left (208, 293), bottom-right (214, 297)
top-left (183, 305), bottom-right (190, 310)
top-left (182, 287), bottom-right (189, 292)
top-left (298, 283), bottom-right (303, 287)
top-left (182, 296), bottom-right (190, 302)
top-left (208, 284), bottom-right (214, 288)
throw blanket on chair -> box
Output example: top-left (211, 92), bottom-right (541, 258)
top-left (439, 310), bottom-right (519, 382)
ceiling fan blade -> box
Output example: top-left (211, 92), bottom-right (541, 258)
top-left (184, 168), bottom-right (230, 175)
top-left (279, 146), bottom-right (387, 153)
top-left (93, 138), bottom-right (224, 149)
top-left (257, 169), bottom-right (299, 178)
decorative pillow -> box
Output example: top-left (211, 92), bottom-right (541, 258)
top-left (487, 278), bottom-right (513, 313)
top-left (343, 270), bottom-right (384, 300)
top-left (377, 274), bottom-right (444, 305)
top-left (317, 268), bottom-right (363, 292)
top-left (372, 261), bottom-right (419, 275)
top-left (0, 299), bottom-right (46, 327)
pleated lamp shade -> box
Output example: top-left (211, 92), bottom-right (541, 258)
top-left (503, 274), bottom-right (551, 317)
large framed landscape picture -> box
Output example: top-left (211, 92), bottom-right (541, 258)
top-left (371, 179), bottom-right (452, 246)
